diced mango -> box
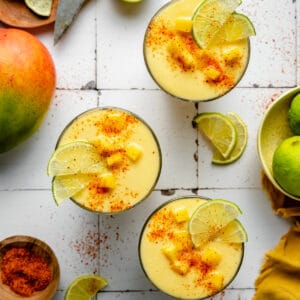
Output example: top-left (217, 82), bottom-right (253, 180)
top-left (175, 17), bottom-right (193, 32)
top-left (126, 142), bottom-right (143, 161)
top-left (206, 272), bottom-right (224, 291)
top-left (98, 173), bottom-right (116, 189)
top-left (173, 206), bottom-right (189, 223)
top-left (201, 248), bottom-right (222, 267)
top-left (104, 112), bottom-right (126, 133)
top-left (161, 245), bottom-right (178, 262)
top-left (93, 135), bottom-right (113, 152)
top-left (106, 152), bottom-right (123, 167)
top-left (171, 260), bottom-right (190, 275)
top-left (168, 37), bottom-right (195, 70)
top-left (172, 231), bottom-right (192, 250)
top-left (223, 47), bottom-right (242, 64)
top-left (203, 66), bottom-right (221, 80)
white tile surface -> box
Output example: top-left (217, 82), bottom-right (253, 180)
top-left (0, 0), bottom-right (298, 299)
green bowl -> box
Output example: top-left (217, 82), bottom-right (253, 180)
top-left (257, 86), bottom-right (300, 201)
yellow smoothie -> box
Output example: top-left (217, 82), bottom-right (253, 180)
top-left (57, 107), bottom-right (161, 213)
top-left (139, 197), bottom-right (244, 299)
top-left (144, 0), bottom-right (250, 101)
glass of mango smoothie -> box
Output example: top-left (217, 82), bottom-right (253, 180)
top-left (144, 0), bottom-right (252, 102)
top-left (50, 107), bottom-right (162, 214)
top-left (139, 196), bottom-right (245, 299)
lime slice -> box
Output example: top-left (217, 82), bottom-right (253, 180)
top-left (25, 0), bottom-right (53, 17)
top-left (52, 174), bottom-right (93, 205)
top-left (193, 112), bottom-right (237, 159)
top-left (217, 219), bottom-right (248, 243)
top-left (189, 199), bottom-right (242, 248)
top-left (64, 274), bottom-right (108, 300)
top-left (212, 112), bottom-right (248, 164)
top-left (220, 13), bottom-right (256, 42)
top-left (47, 141), bottom-right (106, 177)
top-left (192, 0), bottom-right (242, 49)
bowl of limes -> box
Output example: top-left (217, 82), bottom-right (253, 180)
top-left (257, 86), bottom-right (300, 200)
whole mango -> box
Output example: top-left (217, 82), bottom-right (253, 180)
top-left (0, 28), bottom-right (56, 153)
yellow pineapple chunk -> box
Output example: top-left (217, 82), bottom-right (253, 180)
top-left (161, 245), bottom-right (178, 262)
top-left (203, 66), bottom-right (221, 80)
top-left (223, 47), bottom-right (242, 64)
top-left (201, 248), bottom-right (222, 267)
top-left (173, 206), bottom-right (189, 223)
top-left (98, 173), bottom-right (116, 189)
top-left (93, 135), bottom-right (113, 152)
top-left (106, 152), bottom-right (123, 167)
top-left (126, 142), bottom-right (143, 161)
top-left (172, 231), bottom-right (192, 250)
top-left (175, 17), bottom-right (193, 32)
top-left (168, 37), bottom-right (195, 70)
top-left (206, 272), bottom-right (224, 291)
top-left (171, 260), bottom-right (190, 275)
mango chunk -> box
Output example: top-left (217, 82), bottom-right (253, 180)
top-left (206, 271), bottom-right (224, 291)
top-left (175, 17), bottom-right (193, 32)
top-left (223, 47), bottom-right (242, 64)
top-left (98, 173), bottom-right (116, 189)
top-left (173, 206), bottom-right (189, 223)
top-left (203, 66), bottom-right (221, 80)
top-left (172, 231), bottom-right (193, 250)
top-left (161, 245), bottom-right (178, 262)
top-left (126, 142), bottom-right (143, 161)
top-left (106, 152), bottom-right (123, 167)
top-left (171, 260), bottom-right (190, 275)
top-left (201, 248), bottom-right (222, 267)
top-left (93, 135), bottom-right (113, 152)
top-left (168, 37), bottom-right (195, 70)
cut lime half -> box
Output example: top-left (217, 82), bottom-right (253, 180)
top-left (64, 274), bottom-right (108, 300)
top-left (189, 199), bottom-right (242, 248)
top-left (47, 141), bottom-right (106, 177)
top-left (193, 112), bottom-right (237, 159)
top-left (212, 112), bottom-right (248, 164)
top-left (25, 0), bottom-right (53, 17)
top-left (192, 0), bottom-right (242, 48)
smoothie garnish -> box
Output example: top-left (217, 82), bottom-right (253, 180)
top-left (65, 274), bottom-right (108, 300)
top-left (25, 0), bottom-right (53, 17)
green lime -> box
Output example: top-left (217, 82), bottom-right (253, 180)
top-left (212, 112), bottom-right (248, 164)
top-left (47, 141), bottom-right (106, 177)
top-left (189, 199), bottom-right (242, 248)
top-left (52, 174), bottom-right (93, 205)
top-left (65, 274), bottom-right (108, 300)
top-left (25, 0), bottom-right (53, 17)
top-left (193, 112), bottom-right (237, 159)
top-left (288, 93), bottom-right (300, 135)
top-left (217, 219), bottom-right (248, 243)
top-left (192, 0), bottom-right (242, 48)
top-left (216, 12), bottom-right (256, 42)
top-left (272, 136), bottom-right (300, 197)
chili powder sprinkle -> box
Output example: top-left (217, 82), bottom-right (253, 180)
top-left (1, 247), bottom-right (52, 297)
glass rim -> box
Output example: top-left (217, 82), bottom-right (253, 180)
top-left (143, 0), bottom-right (251, 103)
top-left (138, 195), bottom-right (245, 300)
top-left (55, 106), bottom-right (162, 215)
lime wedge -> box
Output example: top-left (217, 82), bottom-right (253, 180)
top-left (52, 174), bottom-right (93, 205)
top-left (25, 0), bottom-right (53, 17)
top-left (217, 219), bottom-right (248, 243)
top-left (212, 112), bottom-right (248, 164)
top-left (189, 199), bottom-right (242, 248)
top-left (47, 141), bottom-right (106, 177)
top-left (193, 112), bottom-right (237, 159)
top-left (220, 12), bottom-right (256, 42)
top-left (64, 274), bottom-right (108, 300)
top-left (192, 0), bottom-right (242, 49)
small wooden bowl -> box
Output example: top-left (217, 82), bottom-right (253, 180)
top-left (0, 235), bottom-right (60, 300)
top-left (0, 0), bottom-right (58, 28)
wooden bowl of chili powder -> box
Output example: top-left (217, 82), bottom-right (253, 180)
top-left (0, 235), bottom-right (60, 300)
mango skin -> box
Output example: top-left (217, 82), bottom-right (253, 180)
top-left (0, 28), bottom-right (56, 153)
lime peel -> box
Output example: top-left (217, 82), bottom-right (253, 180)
top-left (25, 0), bottom-right (53, 17)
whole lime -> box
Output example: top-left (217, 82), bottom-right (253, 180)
top-left (272, 136), bottom-right (300, 196)
top-left (0, 28), bottom-right (56, 153)
top-left (288, 93), bottom-right (300, 134)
